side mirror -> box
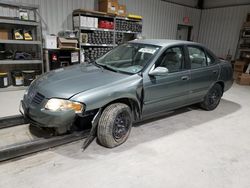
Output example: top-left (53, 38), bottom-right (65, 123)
top-left (149, 66), bottom-right (169, 76)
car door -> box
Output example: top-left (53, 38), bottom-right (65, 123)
top-left (187, 45), bottom-right (220, 102)
top-left (142, 45), bottom-right (191, 117)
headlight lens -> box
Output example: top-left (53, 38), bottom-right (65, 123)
top-left (45, 98), bottom-right (84, 113)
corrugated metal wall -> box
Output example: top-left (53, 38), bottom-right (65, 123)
top-left (1, 0), bottom-right (201, 41)
top-left (119, 0), bottom-right (201, 40)
top-left (198, 5), bottom-right (250, 58)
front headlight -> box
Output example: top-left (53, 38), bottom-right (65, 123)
top-left (45, 98), bottom-right (84, 113)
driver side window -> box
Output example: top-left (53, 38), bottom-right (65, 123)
top-left (156, 47), bottom-right (184, 73)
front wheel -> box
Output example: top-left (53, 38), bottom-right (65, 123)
top-left (200, 83), bottom-right (223, 111)
top-left (97, 103), bottom-right (132, 148)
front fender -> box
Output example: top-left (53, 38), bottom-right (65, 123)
top-left (70, 75), bottom-right (143, 112)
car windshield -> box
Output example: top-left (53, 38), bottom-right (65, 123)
top-left (95, 43), bottom-right (160, 74)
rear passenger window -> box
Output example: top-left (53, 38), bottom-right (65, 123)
top-left (188, 46), bottom-right (207, 69)
top-left (206, 52), bottom-right (216, 66)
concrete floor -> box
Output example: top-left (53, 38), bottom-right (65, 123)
top-left (0, 83), bottom-right (250, 188)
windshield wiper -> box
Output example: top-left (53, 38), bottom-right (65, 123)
top-left (91, 61), bottom-right (103, 70)
top-left (101, 65), bottom-right (119, 72)
top-left (92, 61), bottom-right (132, 75)
top-left (93, 62), bottom-right (119, 73)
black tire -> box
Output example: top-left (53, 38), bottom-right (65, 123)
top-left (97, 103), bottom-right (132, 148)
top-left (200, 83), bottom-right (223, 111)
top-left (54, 126), bottom-right (68, 135)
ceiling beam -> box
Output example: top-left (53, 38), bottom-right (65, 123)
top-left (160, 0), bottom-right (197, 9)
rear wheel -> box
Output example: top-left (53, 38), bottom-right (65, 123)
top-left (200, 83), bottom-right (223, 111)
top-left (97, 103), bottom-right (132, 148)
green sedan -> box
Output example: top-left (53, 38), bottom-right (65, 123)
top-left (21, 39), bottom-right (233, 148)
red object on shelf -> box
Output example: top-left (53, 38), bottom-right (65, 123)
top-left (98, 20), bottom-right (114, 29)
top-left (99, 20), bottom-right (107, 28)
top-left (52, 53), bottom-right (57, 61)
top-left (108, 21), bottom-right (114, 29)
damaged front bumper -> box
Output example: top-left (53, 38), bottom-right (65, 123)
top-left (20, 99), bottom-right (76, 133)
top-left (20, 99), bottom-right (102, 149)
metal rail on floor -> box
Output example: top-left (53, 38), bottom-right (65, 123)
top-left (0, 114), bottom-right (94, 162)
top-left (0, 130), bottom-right (90, 162)
top-left (0, 115), bottom-right (26, 129)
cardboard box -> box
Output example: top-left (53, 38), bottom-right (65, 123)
top-left (117, 5), bottom-right (126, 17)
top-left (44, 35), bottom-right (57, 49)
top-left (233, 71), bottom-right (241, 80)
top-left (0, 29), bottom-right (9, 40)
top-left (58, 38), bottom-right (78, 49)
top-left (99, 0), bottom-right (118, 14)
top-left (234, 60), bottom-right (247, 72)
top-left (236, 73), bottom-right (250, 85)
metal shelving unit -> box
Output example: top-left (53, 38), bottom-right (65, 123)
top-left (73, 9), bottom-right (142, 63)
top-left (0, 39), bottom-right (42, 44)
top-left (43, 48), bottom-right (80, 72)
top-left (115, 16), bottom-right (142, 31)
top-left (0, 17), bottom-right (40, 26)
top-left (239, 48), bottom-right (250, 52)
top-left (0, 60), bottom-right (42, 65)
top-left (73, 9), bottom-right (116, 63)
top-left (81, 44), bottom-right (117, 47)
top-left (0, 1), bottom-right (43, 92)
top-left (235, 27), bottom-right (250, 59)
top-left (79, 26), bottom-right (114, 32)
top-left (116, 30), bottom-right (141, 34)
top-left (235, 13), bottom-right (250, 61)
top-left (115, 16), bottom-right (142, 22)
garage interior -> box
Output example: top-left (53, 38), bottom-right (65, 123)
top-left (0, 0), bottom-right (250, 187)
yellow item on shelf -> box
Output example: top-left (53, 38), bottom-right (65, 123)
top-left (0, 73), bottom-right (7, 76)
top-left (127, 14), bottom-right (142, 20)
top-left (14, 30), bottom-right (24, 40)
top-left (24, 31), bottom-right (33, 40)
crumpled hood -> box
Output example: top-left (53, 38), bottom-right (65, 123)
top-left (32, 64), bottom-right (130, 99)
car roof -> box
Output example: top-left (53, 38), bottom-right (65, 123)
top-left (129, 39), bottom-right (203, 48)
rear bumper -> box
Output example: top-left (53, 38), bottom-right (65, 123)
top-left (20, 100), bottom-right (76, 129)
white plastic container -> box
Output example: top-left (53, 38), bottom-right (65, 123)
top-left (44, 35), bottom-right (57, 49)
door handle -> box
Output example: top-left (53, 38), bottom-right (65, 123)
top-left (181, 76), bottom-right (189, 81)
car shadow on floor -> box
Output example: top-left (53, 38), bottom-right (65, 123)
top-left (54, 98), bottom-right (241, 159)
